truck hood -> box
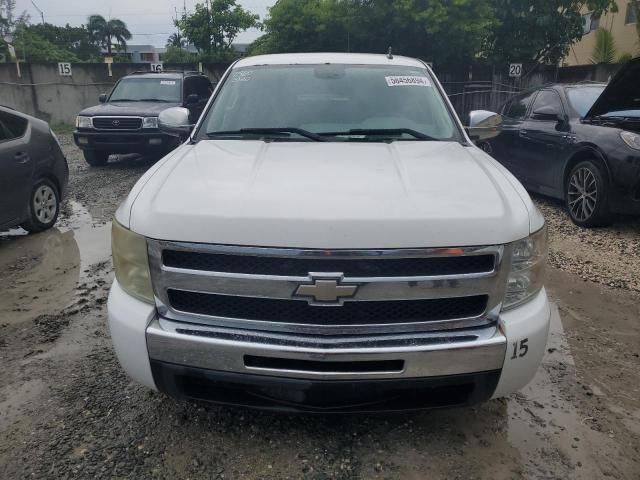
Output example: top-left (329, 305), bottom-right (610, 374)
top-left (584, 57), bottom-right (640, 120)
top-left (78, 101), bottom-right (180, 117)
top-left (128, 140), bottom-right (533, 248)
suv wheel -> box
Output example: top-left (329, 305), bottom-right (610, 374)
top-left (22, 179), bottom-right (60, 233)
top-left (565, 160), bottom-right (612, 227)
top-left (83, 149), bottom-right (110, 166)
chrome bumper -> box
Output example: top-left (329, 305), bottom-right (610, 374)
top-left (146, 318), bottom-right (507, 381)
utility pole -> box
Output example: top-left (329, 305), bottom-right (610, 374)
top-left (30, 0), bottom-right (45, 24)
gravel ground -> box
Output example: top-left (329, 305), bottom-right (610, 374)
top-left (0, 135), bottom-right (639, 479)
top-left (536, 195), bottom-right (640, 292)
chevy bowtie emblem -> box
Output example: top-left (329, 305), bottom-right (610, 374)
top-left (294, 275), bottom-right (358, 305)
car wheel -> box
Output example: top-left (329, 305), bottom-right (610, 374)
top-left (565, 160), bottom-right (612, 228)
top-left (21, 179), bottom-right (60, 233)
top-left (83, 149), bottom-right (110, 166)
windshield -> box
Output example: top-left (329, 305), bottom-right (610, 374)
top-left (109, 78), bottom-right (181, 102)
top-left (566, 86), bottom-right (605, 117)
top-left (198, 64), bottom-right (462, 142)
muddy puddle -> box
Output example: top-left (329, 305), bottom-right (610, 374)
top-left (0, 201), bottom-right (112, 326)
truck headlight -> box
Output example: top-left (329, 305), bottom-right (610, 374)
top-left (503, 225), bottom-right (547, 310)
top-left (142, 117), bottom-right (159, 129)
top-left (76, 116), bottom-right (93, 129)
top-left (112, 220), bottom-right (154, 304)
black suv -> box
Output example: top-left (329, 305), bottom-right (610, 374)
top-left (73, 71), bottom-right (213, 166)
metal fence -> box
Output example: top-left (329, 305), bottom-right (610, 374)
top-left (435, 63), bottom-right (621, 121)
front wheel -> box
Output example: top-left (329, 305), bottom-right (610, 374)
top-left (565, 160), bottom-right (612, 228)
top-left (22, 179), bottom-right (60, 233)
top-left (83, 149), bottom-right (110, 166)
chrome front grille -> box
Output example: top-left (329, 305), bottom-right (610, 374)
top-left (148, 241), bottom-right (510, 335)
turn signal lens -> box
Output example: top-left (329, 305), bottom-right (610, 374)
top-left (112, 220), bottom-right (154, 304)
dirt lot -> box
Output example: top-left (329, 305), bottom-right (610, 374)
top-left (1, 135), bottom-right (639, 480)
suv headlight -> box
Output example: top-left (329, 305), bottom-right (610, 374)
top-left (620, 131), bottom-right (640, 150)
top-left (112, 220), bottom-right (154, 304)
top-left (503, 225), bottom-right (547, 310)
top-left (142, 117), bottom-right (159, 129)
top-left (76, 116), bottom-right (93, 129)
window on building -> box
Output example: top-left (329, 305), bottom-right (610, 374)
top-left (141, 52), bottom-right (155, 62)
top-left (582, 12), bottom-right (600, 33)
top-left (626, 2), bottom-right (639, 25)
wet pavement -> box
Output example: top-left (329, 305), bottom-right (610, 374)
top-left (0, 135), bottom-right (639, 479)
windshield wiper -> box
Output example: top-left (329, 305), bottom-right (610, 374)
top-left (318, 128), bottom-right (438, 141)
top-left (207, 127), bottom-right (327, 142)
top-left (109, 99), bottom-right (136, 102)
top-left (139, 98), bottom-right (173, 103)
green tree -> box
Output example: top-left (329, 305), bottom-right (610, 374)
top-left (161, 45), bottom-right (198, 63)
top-left (26, 23), bottom-right (100, 61)
top-left (87, 14), bottom-right (132, 57)
top-left (12, 26), bottom-right (80, 62)
top-left (482, 0), bottom-right (618, 64)
top-left (177, 0), bottom-right (260, 60)
top-left (250, 0), bottom-right (349, 55)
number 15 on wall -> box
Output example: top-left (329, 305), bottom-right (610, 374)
top-left (58, 63), bottom-right (72, 76)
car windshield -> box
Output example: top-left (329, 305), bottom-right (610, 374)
top-left (109, 78), bottom-right (181, 102)
top-left (566, 86), bottom-right (605, 117)
top-left (199, 64), bottom-right (462, 142)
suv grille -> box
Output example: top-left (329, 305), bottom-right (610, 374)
top-left (93, 117), bottom-right (142, 130)
top-left (167, 290), bottom-right (488, 325)
top-left (162, 250), bottom-right (496, 277)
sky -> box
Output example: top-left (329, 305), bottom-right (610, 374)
top-left (14, 0), bottom-right (276, 47)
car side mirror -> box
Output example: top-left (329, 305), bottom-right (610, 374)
top-left (466, 110), bottom-right (502, 141)
top-left (532, 106), bottom-right (563, 122)
top-left (99, 93), bottom-right (107, 103)
top-left (185, 94), bottom-right (200, 105)
top-left (158, 107), bottom-right (194, 137)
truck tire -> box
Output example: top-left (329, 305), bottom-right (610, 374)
top-left (21, 179), bottom-right (60, 233)
top-left (83, 149), bottom-right (110, 166)
top-left (565, 160), bottom-right (612, 228)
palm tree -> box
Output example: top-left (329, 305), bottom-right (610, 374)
top-left (87, 15), bottom-right (132, 56)
top-left (167, 32), bottom-right (186, 48)
top-left (590, 28), bottom-right (617, 64)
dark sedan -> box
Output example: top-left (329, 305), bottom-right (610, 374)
top-left (486, 58), bottom-right (640, 227)
top-left (0, 105), bottom-right (68, 233)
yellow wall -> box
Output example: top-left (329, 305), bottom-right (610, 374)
top-left (566, 0), bottom-right (639, 65)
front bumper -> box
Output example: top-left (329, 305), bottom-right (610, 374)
top-left (107, 281), bottom-right (551, 411)
top-left (73, 129), bottom-right (174, 153)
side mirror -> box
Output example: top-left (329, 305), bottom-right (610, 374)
top-left (532, 105), bottom-right (563, 122)
top-left (185, 93), bottom-right (200, 105)
top-left (467, 110), bottom-right (502, 141)
top-left (99, 93), bottom-right (107, 103)
top-left (158, 107), bottom-right (194, 137)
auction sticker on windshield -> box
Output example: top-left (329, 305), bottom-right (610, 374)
top-left (160, 80), bottom-right (176, 85)
top-left (385, 76), bottom-right (431, 87)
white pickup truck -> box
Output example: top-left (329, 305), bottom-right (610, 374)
top-left (108, 53), bottom-right (550, 412)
